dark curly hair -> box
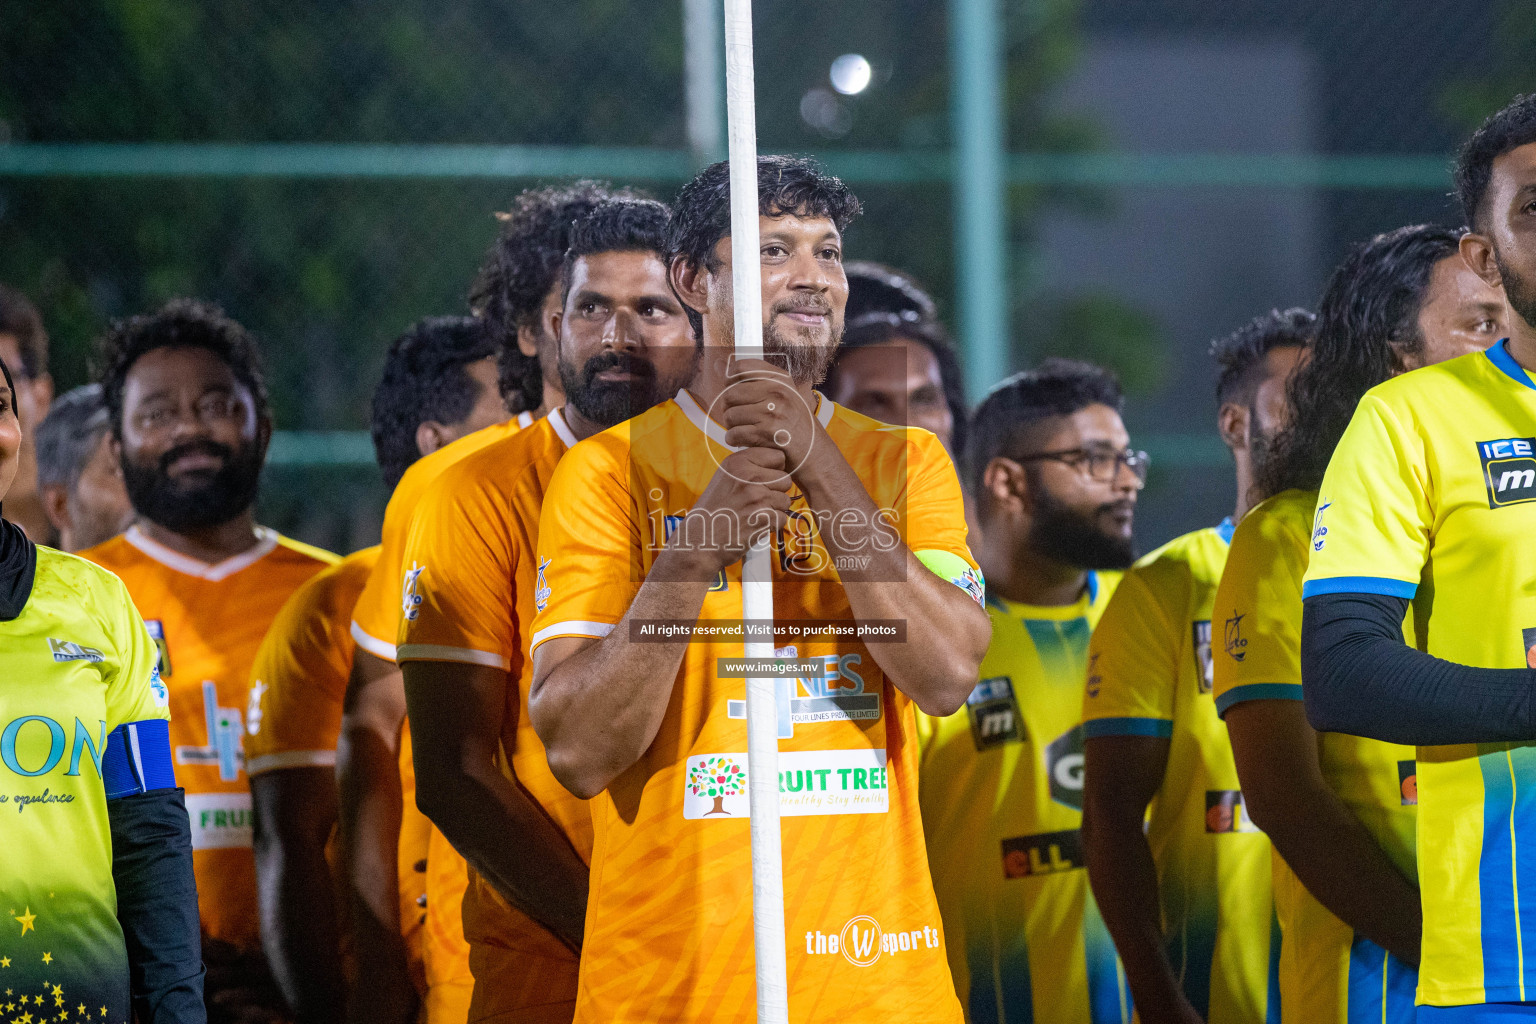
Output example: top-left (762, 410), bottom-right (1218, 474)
top-left (96, 298), bottom-right (270, 438)
top-left (559, 197), bottom-right (674, 306)
top-left (844, 261), bottom-right (938, 323)
top-left (1209, 307), bottom-right (1315, 408)
top-left (1455, 93), bottom-right (1536, 230)
top-left (370, 316), bottom-right (499, 490)
top-left (667, 155), bottom-right (862, 336)
top-left (821, 312), bottom-right (969, 453)
top-left (963, 358), bottom-right (1123, 496)
top-left (1258, 224), bottom-right (1463, 496)
top-left (469, 182), bottom-right (634, 414)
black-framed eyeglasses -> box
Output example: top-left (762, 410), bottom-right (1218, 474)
top-left (1014, 446), bottom-right (1149, 484)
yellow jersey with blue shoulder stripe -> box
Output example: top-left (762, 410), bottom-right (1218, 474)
top-left (1304, 341), bottom-right (1536, 1008)
top-left (919, 571), bottom-right (1134, 1024)
top-left (1083, 523), bottom-right (1279, 1024)
top-left (1213, 488), bottom-right (1418, 1024)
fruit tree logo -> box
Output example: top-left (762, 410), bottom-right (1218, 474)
top-left (687, 755), bottom-right (745, 816)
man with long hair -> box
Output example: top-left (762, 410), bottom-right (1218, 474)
top-left (1213, 224), bottom-right (1505, 1024)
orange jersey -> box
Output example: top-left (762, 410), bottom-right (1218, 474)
top-left (351, 413), bottom-right (531, 1020)
top-left (531, 392), bottom-right (975, 1024)
top-left (81, 525), bottom-right (337, 950)
top-left (398, 408), bottom-right (589, 1020)
top-left (351, 412), bottom-right (533, 660)
top-left (243, 546), bottom-right (431, 978)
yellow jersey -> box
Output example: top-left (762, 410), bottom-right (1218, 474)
top-left (0, 545), bottom-right (170, 1021)
top-left (80, 524), bottom-right (336, 951)
top-left (1304, 341), bottom-right (1536, 1008)
top-left (532, 391), bottom-right (974, 1024)
top-left (1083, 523), bottom-right (1277, 1024)
top-left (1213, 489), bottom-right (1417, 1023)
top-left (920, 573), bottom-right (1134, 1024)
top-left (398, 408), bottom-right (589, 1023)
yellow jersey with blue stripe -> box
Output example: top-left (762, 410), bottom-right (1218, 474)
top-left (1082, 523), bottom-right (1279, 1024)
top-left (1303, 341), bottom-right (1536, 1008)
top-left (918, 572), bottom-right (1134, 1024)
top-left (1213, 488), bottom-right (1418, 1024)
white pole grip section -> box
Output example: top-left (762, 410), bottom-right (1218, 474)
top-left (722, 0), bottom-right (787, 1021)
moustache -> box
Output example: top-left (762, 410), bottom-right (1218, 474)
top-left (770, 299), bottom-right (833, 319)
top-left (1095, 499), bottom-right (1137, 517)
top-left (582, 351), bottom-right (657, 382)
top-left (158, 438), bottom-right (234, 475)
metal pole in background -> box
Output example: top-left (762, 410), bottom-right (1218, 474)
top-left (684, 0), bottom-right (725, 167)
top-left (950, 0), bottom-right (1010, 398)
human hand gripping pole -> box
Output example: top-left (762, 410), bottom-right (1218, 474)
top-left (722, 0), bottom-right (789, 1019)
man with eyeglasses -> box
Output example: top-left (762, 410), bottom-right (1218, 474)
top-left (917, 358), bottom-right (1145, 1024)
top-left (81, 299), bottom-right (339, 1023)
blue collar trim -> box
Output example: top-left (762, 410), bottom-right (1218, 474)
top-left (1216, 517), bottom-right (1236, 545)
top-left (1486, 339), bottom-right (1536, 391)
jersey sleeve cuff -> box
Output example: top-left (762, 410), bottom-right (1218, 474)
top-left (247, 749), bottom-right (337, 776)
top-left (1083, 717), bottom-right (1173, 739)
top-left (529, 620), bottom-right (616, 654)
top-left (349, 620), bottom-right (398, 662)
top-left (396, 643), bottom-right (512, 670)
top-left (1301, 576), bottom-right (1417, 600)
top-left (1214, 682), bottom-right (1304, 716)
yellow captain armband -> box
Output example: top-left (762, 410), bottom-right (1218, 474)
top-left (914, 549), bottom-right (986, 605)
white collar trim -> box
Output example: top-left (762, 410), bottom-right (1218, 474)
top-left (674, 388), bottom-right (833, 450)
top-left (547, 407), bottom-right (577, 449)
top-left (516, 409), bottom-right (535, 428)
top-left (125, 524), bottom-right (281, 582)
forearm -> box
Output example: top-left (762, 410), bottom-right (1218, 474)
top-left (1228, 708), bottom-right (1421, 964)
top-left (532, 549), bottom-right (712, 797)
top-left (334, 718), bottom-right (415, 1022)
top-left (1302, 593), bottom-right (1536, 744)
top-left (419, 763), bottom-right (588, 951)
top-left (799, 457), bottom-right (987, 713)
top-left (1084, 807), bottom-right (1193, 1020)
top-left (255, 835), bottom-right (346, 1022)
top-left (109, 788), bottom-right (206, 1024)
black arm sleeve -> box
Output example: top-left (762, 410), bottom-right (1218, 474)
top-left (108, 786), bottom-right (207, 1024)
top-left (1300, 591), bottom-right (1536, 745)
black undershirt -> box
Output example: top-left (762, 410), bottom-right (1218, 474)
top-left (0, 514), bottom-right (36, 620)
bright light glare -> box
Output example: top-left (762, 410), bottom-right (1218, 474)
top-left (830, 54), bottom-right (872, 96)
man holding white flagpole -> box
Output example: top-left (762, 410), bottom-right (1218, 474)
top-left (527, 153), bottom-right (990, 1023)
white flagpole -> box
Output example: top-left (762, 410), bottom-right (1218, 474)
top-left (721, 0), bottom-right (789, 1021)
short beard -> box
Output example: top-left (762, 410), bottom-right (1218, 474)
top-left (1026, 485), bottom-right (1136, 570)
top-left (1496, 250), bottom-right (1536, 332)
top-left (560, 348), bottom-right (698, 429)
top-left (762, 317), bottom-right (838, 386)
top-left (121, 437), bottom-right (264, 533)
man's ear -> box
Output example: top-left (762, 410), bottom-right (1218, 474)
top-left (670, 255), bottom-right (710, 323)
top-left (515, 322), bottom-right (540, 359)
top-left (982, 456), bottom-right (1027, 511)
top-left (1217, 401), bottom-right (1249, 454)
top-left (1461, 231), bottom-right (1503, 290)
top-left (39, 483), bottom-right (70, 536)
top-left (416, 420), bottom-right (453, 458)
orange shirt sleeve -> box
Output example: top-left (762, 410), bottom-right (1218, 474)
top-left (529, 434), bottom-right (641, 655)
top-left (396, 458), bottom-right (519, 670)
top-left (247, 548), bottom-right (377, 775)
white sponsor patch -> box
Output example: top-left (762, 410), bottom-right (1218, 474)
top-left (683, 749), bottom-right (888, 819)
top-left (185, 792), bottom-right (254, 849)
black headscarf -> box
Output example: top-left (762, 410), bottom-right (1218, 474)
top-left (0, 354), bottom-right (36, 620)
